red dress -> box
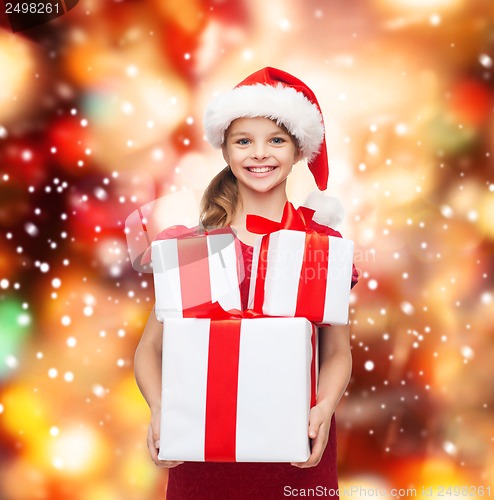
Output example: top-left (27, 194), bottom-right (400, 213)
top-left (165, 222), bottom-right (358, 500)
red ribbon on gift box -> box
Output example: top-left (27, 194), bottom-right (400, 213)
top-left (185, 302), bottom-right (318, 462)
top-left (205, 318), bottom-right (241, 461)
top-left (143, 225), bottom-right (241, 313)
top-left (246, 202), bottom-right (330, 324)
top-left (140, 225), bottom-right (200, 265)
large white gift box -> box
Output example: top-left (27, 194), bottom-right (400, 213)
top-left (158, 317), bottom-right (317, 462)
top-left (151, 230), bottom-right (242, 321)
top-left (248, 229), bottom-right (354, 325)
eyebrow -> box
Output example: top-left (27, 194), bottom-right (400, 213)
top-left (229, 131), bottom-right (251, 137)
top-left (229, 130), bottom-right (290, 137)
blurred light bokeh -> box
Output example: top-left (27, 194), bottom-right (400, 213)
top-left (1, 0), bottom-right (493, 498)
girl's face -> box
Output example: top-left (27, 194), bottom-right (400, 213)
top-left (222, 117), bottom-right (302, 195)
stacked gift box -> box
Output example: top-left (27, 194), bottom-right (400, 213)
top-left (150, 202), bottom-right (354, 463)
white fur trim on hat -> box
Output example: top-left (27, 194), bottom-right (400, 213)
top-left (302, 190), bottom-right (345, 228)
top-left (204, 83), bottom-right (324, 160)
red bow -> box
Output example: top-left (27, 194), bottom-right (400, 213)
top-left (246, 202), bottom-right (315, 234)
top-left (183, 301), bottom-right (266, 320)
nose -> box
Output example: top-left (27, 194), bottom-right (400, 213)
top-left (251, 143), bottom-right (268, 160)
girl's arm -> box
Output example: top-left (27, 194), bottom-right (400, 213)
top-left (292, 323), bottom-right (352, 468)
top-left (134, 307), bottom-right (183, 468)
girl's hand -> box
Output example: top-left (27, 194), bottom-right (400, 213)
top-left (291, 404), bottom-right (332, 468)
top-left (147, 413), bottom-right (184, 468)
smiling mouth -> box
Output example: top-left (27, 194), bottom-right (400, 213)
top-left (246, 166), bottom-right (276, 173)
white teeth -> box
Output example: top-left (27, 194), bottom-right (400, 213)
top-left (248, 167), bottom-right (274, 173)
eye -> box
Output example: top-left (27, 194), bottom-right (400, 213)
top-left (270, 137), bottom-right (286, 145)
top-left (236, 138), bottom-right (251, 145)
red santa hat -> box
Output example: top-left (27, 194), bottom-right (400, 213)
top-left (204, 67), bottom-right (329, 191)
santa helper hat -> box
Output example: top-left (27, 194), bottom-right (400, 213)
top-left (203, 66), bottom-right (344, 227)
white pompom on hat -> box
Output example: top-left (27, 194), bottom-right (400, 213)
top-left (204, 67), bottom-right (329, 191)
top-left (302, 190), bottom-right (345, 228)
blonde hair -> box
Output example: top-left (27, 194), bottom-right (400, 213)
top-left (200, 165), bottom-right (240, 229)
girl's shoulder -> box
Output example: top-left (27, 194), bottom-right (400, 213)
top-left (310, 220), bottom-right (343, 238)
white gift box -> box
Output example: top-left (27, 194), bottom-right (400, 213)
top-left (151, 232), bottom-right (242, 321)
top-left (248, 229), bottom-right (354, 325)
top-left (158, 317), bottom-right (317, 462)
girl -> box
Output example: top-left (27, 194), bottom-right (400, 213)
top-left (134, 67), bottom-right (358, 499)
